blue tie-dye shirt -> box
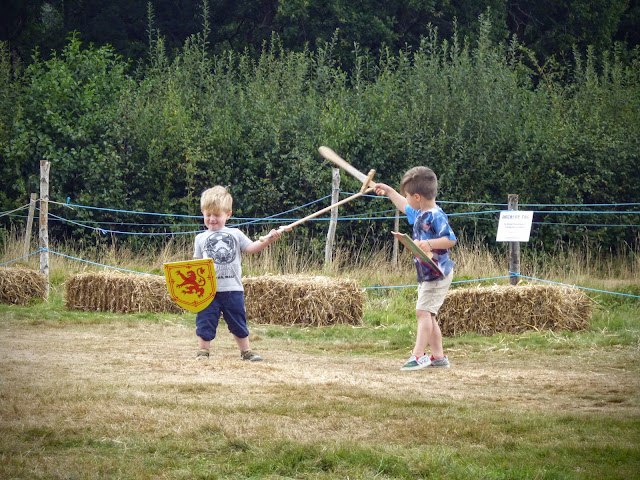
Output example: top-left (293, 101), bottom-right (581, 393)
top-left (405, 204), bottom-right (456, 282)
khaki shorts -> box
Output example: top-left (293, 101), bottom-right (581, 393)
top-left (416, 271), bottom-right (453, 314)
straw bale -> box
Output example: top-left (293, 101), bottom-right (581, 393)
top-left (0, 267), bottom-right (47, 305)
top-left (438, 284), bottom-right (592, 336)
top-left (65, 272), bottom-right (183, 314)
top-left (244, 274), bottom-right (365, 326)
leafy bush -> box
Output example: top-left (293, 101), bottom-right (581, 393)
top-left (1, 18), bottom-right (638, 253)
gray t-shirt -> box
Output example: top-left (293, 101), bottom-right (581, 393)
top-left (193, 227), bottom-right (252, 292)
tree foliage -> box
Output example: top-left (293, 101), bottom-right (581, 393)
top-left (2, 0), bottom-right (638, 64)
top-left (0, 11), bottom-right (638, 253)
top-left (8, 35), bottom-right (129, 208)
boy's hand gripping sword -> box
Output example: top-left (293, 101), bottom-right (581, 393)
top-left (259, 147), bottom-right (376, 241)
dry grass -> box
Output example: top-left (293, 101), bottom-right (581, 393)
top-left (2, 319), bottom-right (639, 435)
top-left (0, 267), bottom-right (47, 305)
top-left (523, 240), bottom-right (640, 286)
top-left (4, 226), bottom-right (639, 287)
top-left (440, 284), bottom-right (592, 336)
top-left (0, 317), bottom-right (638, 478)
top-left (65, 272), bottom-right (181, 313)
top-left (244, 274), bottom-right (365, 326)
top-left (451, 235), bottom-right (506, 280)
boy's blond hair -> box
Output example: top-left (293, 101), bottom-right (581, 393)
top-left (400, 166), bottom-right (438, 199)
top-left (200, 186), bottom-right (233, 213)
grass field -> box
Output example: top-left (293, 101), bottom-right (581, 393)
top-left (1, 237), bottom-right (639, 479)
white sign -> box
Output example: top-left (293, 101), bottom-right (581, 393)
top-left (496, 211), bottom-right (534, 242)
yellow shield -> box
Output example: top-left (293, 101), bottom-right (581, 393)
top-left (164, 259), bottom-right (216, 312)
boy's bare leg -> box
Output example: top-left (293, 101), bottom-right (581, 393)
top-left (233, 334), bottom-right (250, 352)
top-left (414, 311), bottom-right (445, 360)
top-left (429, 317), bottom-right (444, 359)
top-left (413, 309), bottom-right (433, 357)
top-left (198, 338), bottom-right (211, 351)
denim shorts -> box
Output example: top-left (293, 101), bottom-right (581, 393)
top-left (195, 291), bottom-right (249, 341)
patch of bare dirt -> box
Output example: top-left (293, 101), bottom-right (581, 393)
top-left (1, 320), bottom-right (639, 419)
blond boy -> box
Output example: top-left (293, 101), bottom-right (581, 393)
top-left (193, 186), bottom-right (282, 361)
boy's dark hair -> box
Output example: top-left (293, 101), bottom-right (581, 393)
top-left (400, 166), bottom-right (438, 199)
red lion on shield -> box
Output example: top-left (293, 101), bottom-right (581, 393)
top-left (176, 268), bottom-right (206, 297)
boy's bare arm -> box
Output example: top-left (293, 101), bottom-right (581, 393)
top-left (244, 229), bottom-right (283, 254)
top-left (373, 183), bottom-right (407, 213)
top-left (415, 237), bottom-right (457, 254)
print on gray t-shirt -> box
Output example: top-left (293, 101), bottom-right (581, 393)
top-left (194, 227), bottom-right (252, 292)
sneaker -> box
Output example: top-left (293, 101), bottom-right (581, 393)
top-left (241, 350), bottom-right (263, 362)
top-left (427, 355), bottom-right (450, 368)
top-left (400, 354), bottom-right (431, 371)
top-left (196, 349), bottom-right (210, 360)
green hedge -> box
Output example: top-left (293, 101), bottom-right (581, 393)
top-left (1, 19), bottom-right (639, 252)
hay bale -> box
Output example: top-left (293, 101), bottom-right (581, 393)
top-left (244, 274), bottom-right (364, 326)
top-left (65, 272), bottom-right (365, 323)
top-left (65, 272), bottom-right (183, 314)
top-left (438, 284), bottom-right (592, 336)
top-left (0, 267), bottom-right (47, 305)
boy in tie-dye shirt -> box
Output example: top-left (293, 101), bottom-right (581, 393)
top-left (374, 166), bottom-right (456, 370)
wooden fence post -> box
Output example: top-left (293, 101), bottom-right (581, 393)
top-left (324, 168), bottom-right (340, 266)
top-left (392, 208), bottom-right (400, 267)
top-left (23, 192), bottom-right (38, 256)
top-left (508, 194), bottom-right (520, 285)
top-left (39, 160), bottom-right (50, 299)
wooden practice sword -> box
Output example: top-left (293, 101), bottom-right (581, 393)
top-left (258, 147), bottom-right (376, 241)
top-left (317, 146), bottom-right (376, 193)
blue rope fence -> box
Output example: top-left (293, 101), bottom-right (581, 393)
top-left (3, 248), bottom-right (638, 300)
top-left (3, 195), bottom-right (638, 230)
top-left (2, 195), bottom-right (638, 300)
top-left (508, 272), bottom-right (640, 299)
top-left (0, 249), bottom-right (43, 267)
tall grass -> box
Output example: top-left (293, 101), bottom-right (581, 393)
top-left (2, 227), bottom-right (638, 293)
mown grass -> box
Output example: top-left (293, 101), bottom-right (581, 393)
top-left (1, 236), bottom-right (639, 479)
top-left (1, 308), bottom-right (639, 479)
top-left (0, 305), bottom-right (638, 480)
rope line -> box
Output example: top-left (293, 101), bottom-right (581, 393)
top-left (4, 195), bottom-right (637, 234)
top-left (533, 210), bottom-right (639, 215)
top-left (10, 208), bottom-right (639, 236)
top-left (521, 202), bottom-right (640, 207)
top-left (509, 272), bottom-right (640, 298)
top-left (58, 202), bottom-right (201, 218)
top-left (0, 249), bottom-right (44, 266)
top-left (53, 195), bottom-right (333, 220)
top-left (0, 203), bottom-right (32, 218)
top-left (363, 275), bottom-right (513, 289)
top-left (448, 210), bottom-right (502, 216)
top-left (48, 213), bottom-right (204, 236)
top-left (534, 221), bottom-right (640, 227)
top-left (5, 211), bottom-right (638, 230)
top-left (5, 197), bottom-right (638, 219)
top-left (242, 195), bottom-right (332, 223)
top-left (44, 249), bottom-right (160, 276)
top-left (363, 193), bottom-right (640, 208)
top-left (364, 273), bottom-right (639, 299)
top-left (2, 249), bottom-right (636, 300)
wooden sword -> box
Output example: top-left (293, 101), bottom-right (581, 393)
top-left (258, 147), bottom-right (376, 241)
